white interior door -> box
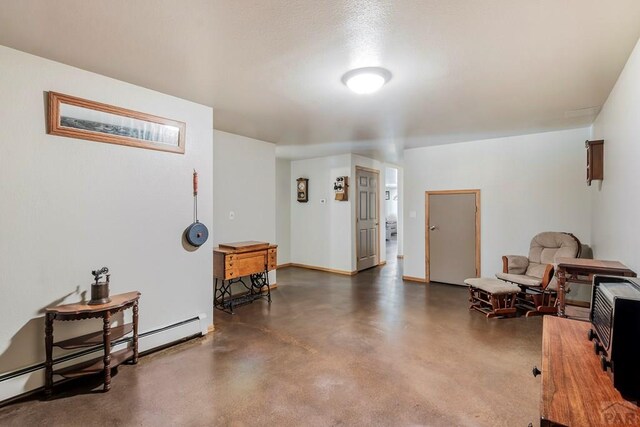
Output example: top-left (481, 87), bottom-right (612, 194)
top-left (427, 192), bottom-right (479, 285)
top-left (356, 168), bottom-right (379, 271)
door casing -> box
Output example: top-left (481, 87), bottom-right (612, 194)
top-left (425, 189), bottom-right (481, 283)
top-left (355, 166), bottom-right (381, 271)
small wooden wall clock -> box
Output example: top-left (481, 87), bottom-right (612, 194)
top-left (296, 178), bottom-right (309, 203)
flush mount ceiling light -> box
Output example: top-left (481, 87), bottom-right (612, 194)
top-left (341, 67), bottom-right (392, 94)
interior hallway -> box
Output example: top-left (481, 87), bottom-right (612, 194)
top-left (0, 258), bottom-right (542, 426)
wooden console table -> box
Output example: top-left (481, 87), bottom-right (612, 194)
top-left (45, 291), bottom-right (140, 396)
top-left (540, 316), bottom-right (640, 426)
top-left (555, 258), bottom-right (636, 318)
top-left (213, 241), bottom-right (277, 313)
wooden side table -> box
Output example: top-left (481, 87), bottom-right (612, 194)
top-left (45, 291), bottom-right (141, 396)
top-left (555, 258), bottom-right (636, 318)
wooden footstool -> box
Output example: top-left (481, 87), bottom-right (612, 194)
top-left (466, 278), bottom-right (520, 318)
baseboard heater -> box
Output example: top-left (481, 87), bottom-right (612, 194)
top-left (0, 314), bottom-right (208, 405)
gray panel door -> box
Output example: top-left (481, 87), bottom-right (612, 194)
top-left (356, 169), bottom-right (379, 271)
top-left (428, 193), bottom-right (477, 285)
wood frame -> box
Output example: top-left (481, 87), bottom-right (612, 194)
top-left (424, 189), bottom-right (481, 283)
top-left (468, 285), bottom-right (518, 318)
top-left (355, 166), bottom-right (381, 272)
top-left (585, 139), bottom-right (604, 186)
top-left (402, 275), bottom-right (427, 283)
top-left (47, 91), bottom-right (186, 154)
top-left (296, 177), bottom-right (309, 202)
top-left (290, 263), bottom-right (357, 276)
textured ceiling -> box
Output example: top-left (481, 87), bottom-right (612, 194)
top-left (1, 0), bottom-right (640, 161)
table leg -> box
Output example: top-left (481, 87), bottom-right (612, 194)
top-left (214, 279), bottom-right (235, 313)
top-left (44, 313), bottom-right (54, 398)
top-left (265, 270), bottom-right (271, 303)
top-left (557, 268), bottom-right (567, 318)
top-left (132, 301), bottom-right (139, 364)
top-left (103, 312), bottom-right (111, 392)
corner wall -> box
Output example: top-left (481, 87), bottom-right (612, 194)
top-left (212, 130), bottom-right (276, 281)
top-left (276, 159), bottom-right (291, 265)
top-left (0, 45), bottom-right (213, 398)
top-left (590, 37), bottom-right (640, 272)
top-left (290, 154), bottom-right (353, 273)
top-left (288, 153), bottom-right (387, 273)
top-left (403, 127), bottom-right (592, 280)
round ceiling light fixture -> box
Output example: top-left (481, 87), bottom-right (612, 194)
top-left (341, 67), bottom-right (392, 94)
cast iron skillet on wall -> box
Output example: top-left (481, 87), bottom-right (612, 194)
top-left (185, 169), bottom-right (209, 247)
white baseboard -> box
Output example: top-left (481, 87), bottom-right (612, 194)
top-left (0, 314), bottom-right (208, 403)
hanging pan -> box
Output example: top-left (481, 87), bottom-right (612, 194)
top-left (186, 169), bottom-right (209, 247)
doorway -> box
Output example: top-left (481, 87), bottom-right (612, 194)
top-left (384, 167), bottom-right (399, 259)
top-left (356, 166), bottom-right (380, 271)
top-left (425, 190), bottom-right (480, 285)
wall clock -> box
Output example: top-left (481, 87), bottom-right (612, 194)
top-left (296, 178), bottom-right (308, 203)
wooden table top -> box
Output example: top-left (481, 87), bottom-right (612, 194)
top-left (541, 316), bottom-right (640, 426)
top-left (215, 241), bottom-right (276, 253)
top-left (46, 291), bottom-right (141, 314)
top-left (555, 257), bottom-right (634, 274)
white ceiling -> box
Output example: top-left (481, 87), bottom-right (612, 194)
top-left (1, 0), bottom-right (639, 162)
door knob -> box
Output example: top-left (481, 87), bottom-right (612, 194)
top-left (429, 225), bottom-right (437, 231)
top-left (532, 366), bottom-right (541, 377)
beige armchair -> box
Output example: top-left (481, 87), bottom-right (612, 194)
top-left (497, 232), bottom-right (581, 316)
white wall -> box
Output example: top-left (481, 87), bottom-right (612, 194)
top-left (403, 127), bottom-right (592, 280)
top-left (385, 167), bottom-right (399, 219)
top-left (276, 158), bottom-right (291, 265)
top-left (397, 166), bottom-right (404, 257)
top-left (289, 153), bottom-right (387, 273)
top-left (212, 130), bottom-right (276, 281)
top-left (290, 154), bottom-right (353, 272)
top-left (385, 188), bottom-right (398, 219)
top-left (590, 37), bottom-right (640, 272)
top-left (0, 46), bottom-right (213, 385)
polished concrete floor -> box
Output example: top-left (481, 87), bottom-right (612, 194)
top-left (0, 245), bottom-right (543, 426)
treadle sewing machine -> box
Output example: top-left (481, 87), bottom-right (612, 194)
top-left (213, 241), bottom-right (277, 313)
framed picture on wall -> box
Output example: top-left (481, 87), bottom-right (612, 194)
top-left (47, 92), bottom-right (186, 154)
top-left (385, 190), bottom-right (390, 200)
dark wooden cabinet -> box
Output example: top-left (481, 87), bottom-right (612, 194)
top-left (586, 139), bottom-right (604, 186)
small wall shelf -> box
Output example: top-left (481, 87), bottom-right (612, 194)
top-left (586, 139), bottom-right (604, 186)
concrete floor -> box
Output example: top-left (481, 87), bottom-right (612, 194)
top-left (0, 249), bottom-right (543, 426)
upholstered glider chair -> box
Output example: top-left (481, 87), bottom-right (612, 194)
top-left (496, 232), bottom-right (581, 316)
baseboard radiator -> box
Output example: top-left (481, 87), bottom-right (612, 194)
top-left (0, 314), bottom-right (209, 404)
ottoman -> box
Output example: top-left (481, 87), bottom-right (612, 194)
top-left (465, 278), bottom-right (521, 318)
